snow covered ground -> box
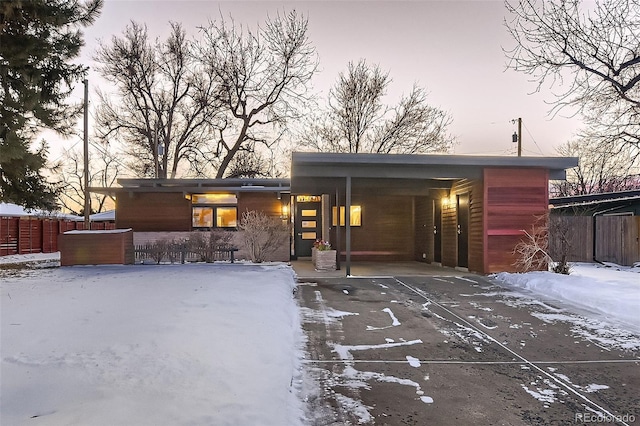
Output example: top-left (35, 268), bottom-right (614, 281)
top-left (493, 263), bottom-right (640, 334)
top-left (1, 255), bottom-right (638, 425)
top-left (1, 262), bottom-right (306, 426)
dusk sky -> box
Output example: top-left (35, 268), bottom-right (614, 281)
top-left (59, 0), bottom-right (584, 163)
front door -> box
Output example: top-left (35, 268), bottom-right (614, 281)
top-left (433, 199), bottom-right (442, 263)
top-left (457, 193), bottom-right (469, 268)
top-left (294, 198), bottom-right (322, 257)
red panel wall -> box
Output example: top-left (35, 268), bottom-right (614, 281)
top-left (483, 168), bottom-right (549, 273)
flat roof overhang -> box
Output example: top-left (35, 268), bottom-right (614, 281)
top-left (90, 178), bottom-right (291, 197)
top-left (291, 152), bottom-right (578, 195)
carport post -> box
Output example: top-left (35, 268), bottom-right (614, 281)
top-left (335, 188), bottom-right (341, 270)
top-left (346, 175), bottom-right (351, 276)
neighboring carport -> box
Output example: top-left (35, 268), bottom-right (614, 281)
top-left (290, 152), bottom-right (577, 275)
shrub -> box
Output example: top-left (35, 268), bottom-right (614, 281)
top-left (513, 213), bottom-right (570, 274)
top-left (186, 230), bottom-right (234, 262)
top-left (238, 210), bottom-right (289, 263)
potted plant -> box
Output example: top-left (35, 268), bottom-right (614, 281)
top-left (312, 239), bottom-right (336, 271)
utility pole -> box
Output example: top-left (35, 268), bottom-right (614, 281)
top-left (512, 117), bottom-right (522, 157)
top-left (83, 79), bottom-right (91, 230)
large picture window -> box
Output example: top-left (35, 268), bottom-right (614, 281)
top-left (332, 205), bottom-right (362, 227)
top-left (191, 193), bottom-right (237, 229)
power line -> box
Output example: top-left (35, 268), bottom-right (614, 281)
top-left (522, 121), bottom-right (545, 155)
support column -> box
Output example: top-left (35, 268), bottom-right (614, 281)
top-left (335, 187), bottom-right (341, 270)
top-left (346, 175), bottom-right (351, 276)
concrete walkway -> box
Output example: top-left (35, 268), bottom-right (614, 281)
top-left (290, 259), bottom-right (465, 279)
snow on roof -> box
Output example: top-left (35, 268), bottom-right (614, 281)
top-left (0, 203), bottom-right (79, 220)
top-left (1, 203), bottom-right (115, 221)
top-left (89, 210), bottom-right (115, 221)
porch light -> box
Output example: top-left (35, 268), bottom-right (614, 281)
top-left (281, 203), bottom-right (290, 218)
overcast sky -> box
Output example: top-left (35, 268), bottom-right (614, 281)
top-left (62, 0), bottom-right (584, 161)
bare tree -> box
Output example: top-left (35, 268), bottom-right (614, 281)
top-left (513, 213), bottom-right (570, 274)
top-left (94, 22), bottom-right (219, 178)
top-left (52, 143), bottom-right (120, 214)
top-left (551, 137), bottom-right (640, 196)
top-left (196, 10), bottom-right (318, 178)
top-left (504, 0), bottom-right (640, 150)
top-left (298, 59), bottom-right (455, 154)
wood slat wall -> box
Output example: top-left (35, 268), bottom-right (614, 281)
top-left (116, 192), bottom-right (191, 231)
top-left (1, 217), bottom-right (114, 256)
top-left (595, 215), bottom-right (640, 266)
top-left (548, 215), bottom-right (593, 262)
top-left (483, 168), bottom-right (549, 273)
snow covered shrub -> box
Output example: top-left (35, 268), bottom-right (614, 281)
top-left (238, 210), bottom-right (289, 263)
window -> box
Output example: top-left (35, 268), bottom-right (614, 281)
top-left (191, 193), bottom-right (237, 229)
top-left (193, 207), bottom-right (213, 228)
top-left (216, 207), bottom-right (237, 227)
top-left (332, 205), bottom-right (362, 226)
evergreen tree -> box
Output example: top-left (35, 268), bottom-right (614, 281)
top-left (0, 0), bottom-right (102, 209)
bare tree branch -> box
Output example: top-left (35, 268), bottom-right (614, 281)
top-left (297, 60), bottom-right (455, 154)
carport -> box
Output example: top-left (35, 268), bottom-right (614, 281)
top-left (290, 152), bottom-right (577, 275)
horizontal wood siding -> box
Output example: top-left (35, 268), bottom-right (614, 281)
top-left (59, 230), bottom-right (134, 265)
top-left (442, 179), bottom-right (483, 272)
top-left (116, 192), bottom-right (191, 231)
top-left (484, 168), bottom-right (549, 273)
top-left (237, 192), bottom-right (284, 220)
top-left (332, 194), bottom-right (414, 261)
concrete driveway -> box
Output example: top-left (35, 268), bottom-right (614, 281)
top-left (293, 263), bottom-right (639, 425)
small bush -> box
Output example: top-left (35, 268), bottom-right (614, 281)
top-left (150, 238), bottom-right (171, 264)
top-left (186, 230), bottom-right (234, 262)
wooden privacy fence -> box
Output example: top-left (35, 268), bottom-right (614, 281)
top-left (0, 216), bottom-right (115, 256)
top-left (549, 215), bottom-right (640, 266)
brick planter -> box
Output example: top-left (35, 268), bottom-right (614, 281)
top-left (313, 248), bottom-right (336, 271)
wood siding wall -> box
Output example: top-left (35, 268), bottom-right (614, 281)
top-left (483, 168), bottom-right (549, 273)
top-left (331, 195), bottom-right (414, 261)
top-left (439, 179), bottom-right (484, 271)
top-left (116, 192), bottom-right (191, 231)
top-left (237, 192), bottom-right (284, 220)
top-left (59, 230), bottom-right (134, 265)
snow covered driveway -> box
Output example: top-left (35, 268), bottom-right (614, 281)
top-left (298, 272), bottom-right (640, 425)
top-left (1, 264), bottom-right (305, 426)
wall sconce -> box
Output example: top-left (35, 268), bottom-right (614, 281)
top-left (281, 203), bottom-right (290, 218)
